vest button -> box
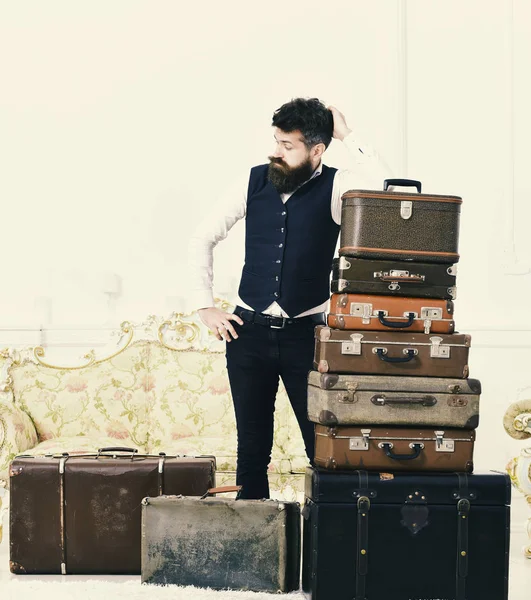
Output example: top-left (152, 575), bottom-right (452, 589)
top-left (276, 260), bottom-right (281, 264)
top-left (278, 243), bottom-right (283, 248)
top-left (280, 228), bottom-right (285, 233)
top-left (275, 276), bottom-right (279, 281)
top-left (281, 211), bottom-right (286, 216)
top-left (274, 292), bottom-right (279, 297)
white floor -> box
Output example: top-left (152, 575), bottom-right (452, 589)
top-left (0, 500), bottom-right (530, 599)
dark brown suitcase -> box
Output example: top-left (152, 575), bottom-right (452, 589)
top-left (314, 424), bottom-right (475, 472)
top-left (314, 326), bottom-right (471, 378)
top-left (327, 293), bottom-right (455, 334)
top-left (9, 447), bottom-right (216, 575)
top-left (331, 256), bottom-right (457, 300)
top-left (339, 179), bottom-right (461, 264)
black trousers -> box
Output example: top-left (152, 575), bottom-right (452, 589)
top-left (225, 307), bottom-right (324, 499)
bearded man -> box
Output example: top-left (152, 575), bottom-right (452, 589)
top-left (188, 98), bottom-right (390, 499)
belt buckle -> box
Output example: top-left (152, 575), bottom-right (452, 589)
top-left (270, 316), bottom-right (286, 329)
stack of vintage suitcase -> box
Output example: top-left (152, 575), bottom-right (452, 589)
top-left (302, 180), bottom-right (511, 600)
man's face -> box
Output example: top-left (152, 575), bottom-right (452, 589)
top-left (267, 127), bottom-right (317, 194)
top-left (269, 127), bottom-right (310, 170)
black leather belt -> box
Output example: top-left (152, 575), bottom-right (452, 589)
top-left (234, 306), bottom-right (325, 329)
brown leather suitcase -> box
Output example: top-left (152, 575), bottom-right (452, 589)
top-left (9, 448), bottom-right (216, 575)
top-left (307, 371), bottom-right (481, 429)
top-left (339, 179), bottom-right (461, 264)
top-left (327, 293), bottom-right (455, 334)
top-left (314, 326), bottom-right (471, 378)
top-left (314, 424), bottom-right (475, 472)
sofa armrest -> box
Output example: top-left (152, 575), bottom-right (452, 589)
top-left (0, 402), bottom-right (39, 487)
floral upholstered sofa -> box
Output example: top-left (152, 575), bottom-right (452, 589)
top-left (504, 399), bottom-right (531, 558)
top-left (0, 300), bottom-right (309, 543)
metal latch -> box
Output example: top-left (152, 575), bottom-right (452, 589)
top-left (349, 429), bottom-right (371, 451)
top-left (421, 307), bottom-right (441, 334)
top-left (435, 430), bottom-right (455, 452)
top-left (339, 256), bottom-right (351, 271)
top-left (421, 307), bottom-right (442, 320)
top-left (341, 333), bottom-right (363, 355)
top-left (430, 336), bottom-right (450, 359)
top-left (341, 383), bottom-right (359, 404)
top-left (350, 302), bottom-right (372, 324)
top-left (400, 200), bottom-right (413, 220)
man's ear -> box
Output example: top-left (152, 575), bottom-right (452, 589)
top-left (312, 143), bottom-right (326, 160)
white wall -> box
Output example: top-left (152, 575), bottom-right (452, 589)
top-left (0, 0), bottom-right (530, 473)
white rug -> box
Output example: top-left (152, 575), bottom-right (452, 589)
top-left (0, 580), bottom-right (306, 600)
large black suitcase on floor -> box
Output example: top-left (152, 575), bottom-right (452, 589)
top-left (302, 467), bottom-right (510, 600)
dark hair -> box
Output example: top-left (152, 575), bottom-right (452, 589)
top-left (272, 98), bottom-right (333, 149)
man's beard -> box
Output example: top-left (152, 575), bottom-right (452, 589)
top-left (267, 155), bottom-right (315, 194)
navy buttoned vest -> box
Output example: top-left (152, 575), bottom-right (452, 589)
top-left (238, 163), bottom-right (340, 316)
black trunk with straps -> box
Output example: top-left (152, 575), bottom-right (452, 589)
top-left (301, 468), bottom-right (510, 600)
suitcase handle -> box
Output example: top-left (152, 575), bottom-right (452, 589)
top-left (375, 348), bottom-right (417, 363)
top-left (377, 311), bottom-right (415, 329)
top-left (97, 447), bottom-right (138, 457)
top-left (383, 178), bottom-right (422, 193)
top-left (379, 275), bottom-right (424, 283)
top-left (201, 485), bottom-right (243, 499)
top-left (379, 442), bottom-right (424, 461)
top-left (371, 394), bottom-right (437, 407)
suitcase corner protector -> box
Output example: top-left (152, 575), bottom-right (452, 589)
top-left (9, 561), bottom-right (27, 574)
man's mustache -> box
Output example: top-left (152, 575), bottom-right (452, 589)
top-left (268, 156), bottom-right (286, 167)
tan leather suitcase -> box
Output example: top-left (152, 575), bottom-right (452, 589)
top-left (314, 424), bottom-right (474, 472)
top-left (314, 326), bottom-right (471, 378)
top-left (9, 448), bottom-right (216, 574)
top-left (328, 293), bottom-right (455, 334)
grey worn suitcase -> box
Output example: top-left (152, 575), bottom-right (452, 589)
top-left (307, 371), bottom-right (480, 429)
top-left (9, 448), bottom-right (215, 575)
top-left (141, 486), bottom-right (301, 593)
top-left (340, 179), bottom-right (462, 264)
top-left (314, 326), bottom-right (471, 378)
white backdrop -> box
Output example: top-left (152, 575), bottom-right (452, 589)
top-left (0, 0), bottom-right (530, 472)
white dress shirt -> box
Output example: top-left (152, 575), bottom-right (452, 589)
top-left (188, 132), bottom-right (392, 317)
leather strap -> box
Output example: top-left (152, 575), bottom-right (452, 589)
top-left (456, 498), bottom-right (470, 600)
top-left (58, 455), bottom-right (69, 575)
top-left (356, 495), bottom-right (370, 600)
top-left (158, 454), bottom-right (165, 496)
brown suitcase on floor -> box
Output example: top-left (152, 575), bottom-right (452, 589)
top-left (339, 179), bottom-right (462, 264)
top-left (314, 326), bottom-right (471, 378)
top-left (314, 424), bottom-right (475, 472)
top-left (327, 293), bottom-right (455, 334)
top-left (9, 448), bottom-right (216, 575)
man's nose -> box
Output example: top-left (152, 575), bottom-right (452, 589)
top-left (272, 144), bottom-right (283, 159)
